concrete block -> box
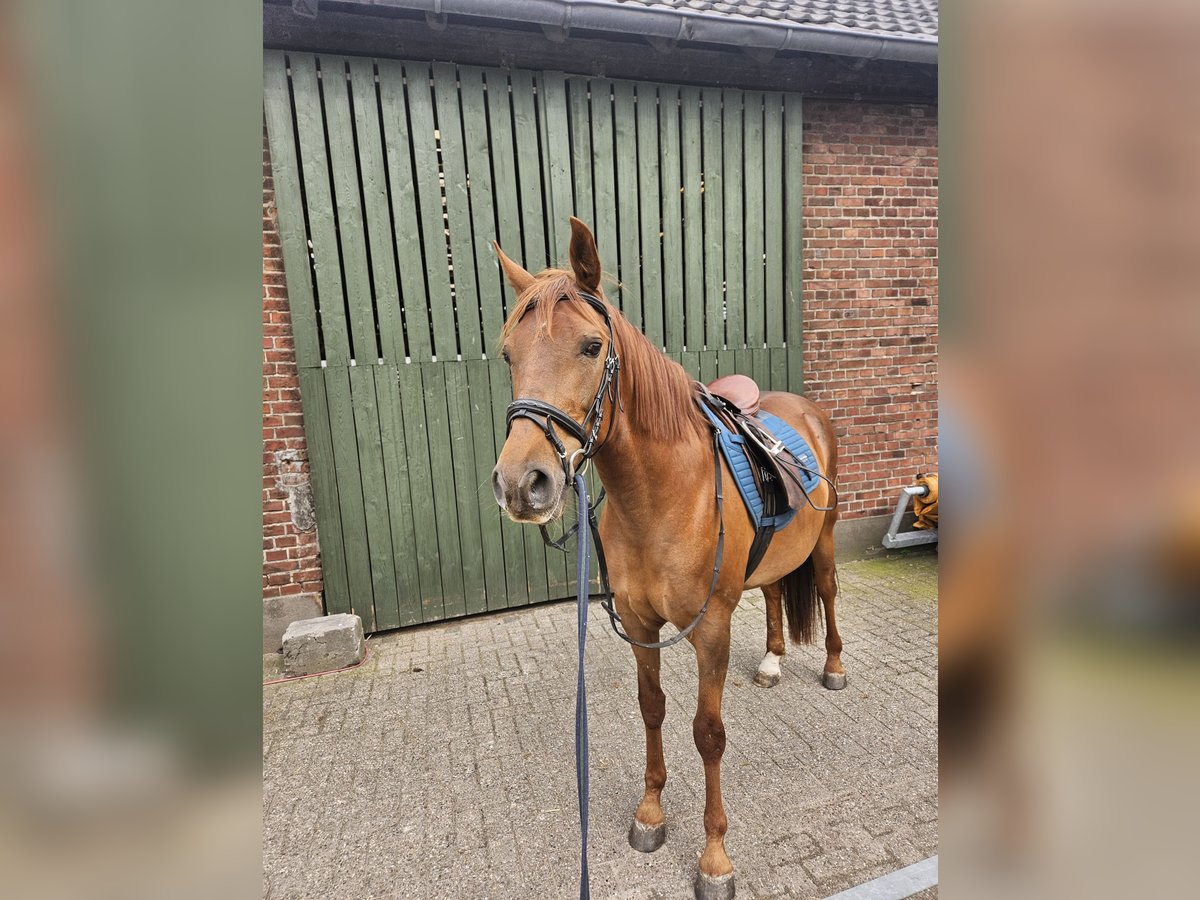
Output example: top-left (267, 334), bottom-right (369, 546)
top-left (264, 593), bottom-right (323, 652)
top-left (282, 614), bottom-right (364, 677)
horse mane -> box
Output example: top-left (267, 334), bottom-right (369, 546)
top-left (500, 269), bottom-right (707, 445)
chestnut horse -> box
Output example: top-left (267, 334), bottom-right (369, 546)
top-left (491, 218), bottom-right (844, 900)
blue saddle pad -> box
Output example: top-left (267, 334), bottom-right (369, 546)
top-left (700, 406), bottom-right (822, 532)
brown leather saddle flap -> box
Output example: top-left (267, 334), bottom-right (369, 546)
top-left (738, 416), bottom-right (811, 513)
top-left (705, 373), bottom-right (760, 416)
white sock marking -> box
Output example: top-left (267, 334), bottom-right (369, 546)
top-left (757, 652), bottom-right (782, 678)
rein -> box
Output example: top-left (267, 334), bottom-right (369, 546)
top-left (502, 291), bottom-right (727, 900)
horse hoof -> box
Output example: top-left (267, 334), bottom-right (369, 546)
top-left (823, 672), bottom-right (847, 691)
top-left (628, 819), bottom-right (666, 853)
top-left (694, 870), bottom-right (735, 900)
top-left (752, 671), bottom-right (780, 688)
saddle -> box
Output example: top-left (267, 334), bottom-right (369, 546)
top-left (697, 375), bottom-right (825, 577)
top-left (706, 374), bottom-right (761, 416)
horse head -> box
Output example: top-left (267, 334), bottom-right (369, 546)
top-left (491, 217), bottom-right (613, 524)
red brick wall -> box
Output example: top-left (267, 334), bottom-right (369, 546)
top-left (801, 101), bottom-right (939, 520)
top-left (259, 101), bottom-right (938, 601)
top-left (262, 131), bottom-right (324, 601)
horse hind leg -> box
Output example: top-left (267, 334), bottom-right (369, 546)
top-left (753, 582), bottom-right (786, 688)
top-left (812, 515), bottom-right (847, 690)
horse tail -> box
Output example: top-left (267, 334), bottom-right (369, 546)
top-left (781, 555), bottom-right (823, 645)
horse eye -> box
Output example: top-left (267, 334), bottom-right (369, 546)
top-left (583, 340), bottom-right (602, 358)
top-left (501, 349), bottom-right (511, 365)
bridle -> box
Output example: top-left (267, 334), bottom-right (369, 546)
top-left (504, 291), bottom-right (622, 481)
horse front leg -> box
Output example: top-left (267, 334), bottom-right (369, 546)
top-left (692, 622), bottom-right (735, 900)
top-left (628, 636), bottom-right (668, 853)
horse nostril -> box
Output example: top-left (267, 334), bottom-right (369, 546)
top-left (491, 468), bottom-right (506, 508)
top-left (520, 465), bottom-right (555, 509)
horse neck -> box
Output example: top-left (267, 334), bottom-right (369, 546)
top-left (590, 374), bottom-right (713, 524)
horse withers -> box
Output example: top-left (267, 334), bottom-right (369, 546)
top-left (490, 217), bottom-right (845, 900)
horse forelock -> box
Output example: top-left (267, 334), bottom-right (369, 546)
top-left (498, 270), bottom-right (584, 344)
top-left (500, 270), bottom-right (706, 445)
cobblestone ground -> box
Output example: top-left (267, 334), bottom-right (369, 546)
top-left (263, 551), bottom-right (937, 900)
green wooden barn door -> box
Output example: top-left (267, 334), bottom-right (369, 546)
top-left (264, 51), bottom-right (804, 632)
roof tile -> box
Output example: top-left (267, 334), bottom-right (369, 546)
top-left (612, 0), bottom-right (938, 39)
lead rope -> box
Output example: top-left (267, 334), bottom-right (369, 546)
top-left (571, 473), bottom-right (591, 900)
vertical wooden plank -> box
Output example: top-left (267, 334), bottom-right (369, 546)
top-left (722, 88), bottom-right (745, 350)
top-left (679, 349), bottom-right (701, 381)
top-left (540, 71), bottom-right (573, 263)
top-left (484, 68), bottom-right (524, 323)
top-left (319, 55), bottom-right (378, 362)
top-left (396, 363), bottom-right (444, 620)
top-left (637, 82), bottom-right (664, 348)
top-left (431, 63), bottom-right (484, 361)
top-left (701, 87), bottom-right (724, 351)
top-left (589, 80), bottom-right (619, 286)
top-left (488, 358), bottom-right (533, 606)
top-left (680, 86), bottom-right (704, 352)
top-left (289, 53), bottom-right (350, 365)
top-left (734, 348), bottom-right (752, 378)
top-left (743, 91), bottom-right (766, 350)
top-left (769, 346), bottom-right (789, 393)
top-left (510, 69), bottom-right (548, 273)
top-left (698, 350), bottom-right (718, 384)
top-left (444, 364), bottom-right (488, 615)
top-left (764, 92), bottom-right (785, 348)
top-left (568, 77), bottom-right (595, 230)
top-left (718, 348), bottom-right (738, 379)
top-left (405, 62), bottom-right (459, 360)
top-left (348, 58), bottom-right (405, 364)
top-left (659, 84), bottom-right (684, 353)
top-left (375, 366), bottom-right (423, 627)
top-left (324, 367), bottom-right (376, 629)
top-left (752, 348), bottom-right (771, 392)
top-left (458, 66), bottom-right (506, 348)
top-left (464, 360), bottom-right (510, 611)
top-left (784, 93), bottom-right (804, 391)
top-left (349, 366), bottom-right (400, 631)
top-left (264, 53), bottom-right (321, 367)
top-left (613, 80), bottom-right (641, 329)
top-left (536, 73), bottom-right (556, 256)
top-left (377, 59), bottom-right (433, 362)
top-left (297, 369), bottom-right (350, 613)
top-left (421, 364), bottom-right (467, 618)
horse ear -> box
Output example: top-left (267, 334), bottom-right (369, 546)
top-left (568, 217), bottom-right (602, 294)
top-left (494, 241), bottom-right (535, 295)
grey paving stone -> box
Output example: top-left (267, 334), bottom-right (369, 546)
top-left (264, 552), bottom-right (938, 900)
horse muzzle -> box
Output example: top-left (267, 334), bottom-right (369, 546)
top-left (491, 460), bottom-right (567, 524)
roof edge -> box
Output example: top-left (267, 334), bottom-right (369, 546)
top-left (315, 0), bottom-right (939, 64)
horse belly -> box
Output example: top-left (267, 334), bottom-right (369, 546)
top-left (743, 512), bottom-right (826, 589)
